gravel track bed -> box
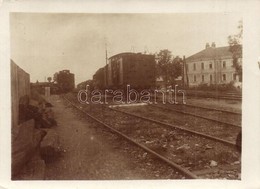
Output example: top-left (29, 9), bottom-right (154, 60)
top-left (76, 106), bottom-right (240, 179)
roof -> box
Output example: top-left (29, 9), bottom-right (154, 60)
top-left (108, 52), bottom-right (135, 60)
top-left (108, 52), bottom-right (153, 60)
top-left (186, 46), bottom-right (241, 62)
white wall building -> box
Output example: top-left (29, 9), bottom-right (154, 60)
top-left (184, 42), bottom-right (242, 87)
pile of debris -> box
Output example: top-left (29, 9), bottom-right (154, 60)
top-left (19, 92), bottom-right (57, 129)
top-left (12, 92), bottom-right (60, 180)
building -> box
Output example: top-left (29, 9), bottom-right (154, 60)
top-left (31, 81), bottom-right (59, 94)
top-left (155, 76), bottom-right (165, 89)
top-left (105, 52), bottom-right (156, 89)
top-left (77, 79), bottom-right (94, 91)
top-left (184, 42), bottom-right (242, 87)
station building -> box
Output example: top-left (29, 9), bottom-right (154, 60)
top-left (184, 42), bottom-right (242, 87)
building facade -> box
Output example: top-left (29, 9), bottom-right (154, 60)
top-left (184, 43), bottom-right (242, 87)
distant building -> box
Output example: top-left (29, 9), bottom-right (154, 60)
top-left (184, 42), bottom-right (242, 87)
top-left (156, 76), bottom-right (165, 89)
top-left (31, 81), bottom-right (59, 94)
top-left (77, 79), bottom-right (94, 91)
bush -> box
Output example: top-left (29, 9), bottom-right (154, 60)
top-left (195, 82), bottom-right (239, 92)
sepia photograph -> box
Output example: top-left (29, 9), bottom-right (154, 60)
top-left (9, 12), bottom-right (243, 180)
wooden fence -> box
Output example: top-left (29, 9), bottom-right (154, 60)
top-left (11, 60), bottom-right (30, 140)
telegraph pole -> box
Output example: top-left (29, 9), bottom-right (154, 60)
top-left (105, 38), bottom-right (108, 66)
top-left (183, 56), bottom-right (189, 88)
top-left (105, 38), bottom-right (108, 87)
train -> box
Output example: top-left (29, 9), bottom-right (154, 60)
top-left (54, 70), bottom-right (75, 93)
top-left (31, 70), bottom-right (75, 95)
top-left (90, 52), bottom-right (156, 91)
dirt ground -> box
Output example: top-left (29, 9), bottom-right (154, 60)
top-left (185, 97), bottom-right (241, 113)
top-left (44, 95), bottom-right (180, 180)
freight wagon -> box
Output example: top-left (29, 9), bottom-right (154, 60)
top-left (93, 52), bottom-right (156, 91)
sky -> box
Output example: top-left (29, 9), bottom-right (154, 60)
top-left (10, 13), bottom-right (241, 85)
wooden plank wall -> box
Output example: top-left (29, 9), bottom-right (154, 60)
top-left (11, 60), bottom-right (30, 140)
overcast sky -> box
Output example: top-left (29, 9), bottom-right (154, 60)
top-left (10, 13), bottom-right (241, 84)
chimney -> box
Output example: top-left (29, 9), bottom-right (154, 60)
top-left (211, 42), bottom-right (216, 48)
top-left (205, 43), bottom-right (210, 49)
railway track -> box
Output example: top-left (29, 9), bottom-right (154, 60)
top-left (149, 104), bottom-right (241, 128)
top-left (213, 95), bottom-right (242, 101)
top-left (185, 91), bottom-right (242, 101)
top-left (63, 95), bottom-right (241, 179)
top-left (116, 104), bottom-right (241, 143)
top-left (110, 107), bottom-right (238, 147)
top-left (63, 96), bottom-right (198, 179)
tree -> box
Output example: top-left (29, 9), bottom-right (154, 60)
top-left (228, 20), bottom-right (243, 81)
top-left (156, 49), bottom-right (171, 77)
top-left (47, 77), bottom-right (52, 83)
top-left (156, 49), bottom-right (182, 87)
top-left (168, 56), bottom-right (183, 85)
top-left (53, 72), bottom-right (58, 83)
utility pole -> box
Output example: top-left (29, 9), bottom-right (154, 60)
top-left (182, 56), bottom-right (185, 87)
top-left (105, 38), bottom-right (108, 87)
top-left (105, 41), bottom-right (108, 66)
top-left (183, 56), bottom-right (189, 88)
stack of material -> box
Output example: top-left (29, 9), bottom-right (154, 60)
top-left (30, 89), bottom-right (57, 128)
top-left (27, 99), bottom-right (57, 128)
top-left (12, 91), bottom-right (58, 179)
top-left (12, 119), bottom-right (47, 179)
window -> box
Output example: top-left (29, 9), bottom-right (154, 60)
top-left (210, 75), bottom-right (213, 82)
top-left (209, 63), bottom-right (213, 69)
top-left (186, 64), bottom-right (189, 71)
top-left (201, 62), bottom-right (204, 70)
top-left (223, 61), bottom-right (226, 68)
top-left (193, 63), bottom-right (196, 71)
top-left (194, 75), bottom-right (196, 82)
top-left (233, 73), bottom-right (236, 81)
top-left (202, 75), bottom-right (204, 82)
top-left (222, 74), bottom-right (226, 81)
